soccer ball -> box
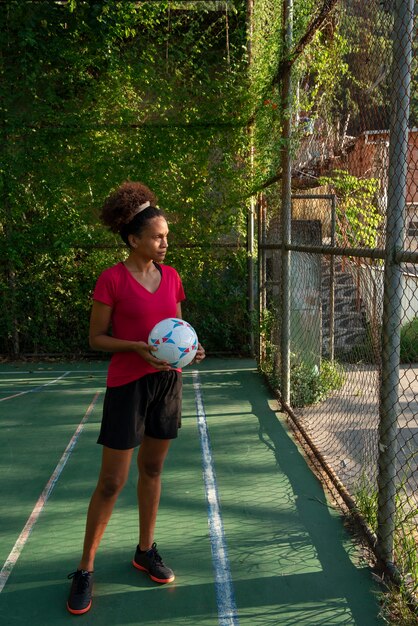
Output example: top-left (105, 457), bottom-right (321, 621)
top-left (148, 318), bottom-right (198, 368)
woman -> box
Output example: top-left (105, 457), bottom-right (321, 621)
top-left (67, 181), bottom-right (205, 615)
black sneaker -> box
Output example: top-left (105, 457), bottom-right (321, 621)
top-left (67, 570), bottom-right (93, 615)
top-left (133, 543), bottom-right (175, 583)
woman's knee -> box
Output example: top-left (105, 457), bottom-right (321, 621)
top-left (137, 437), bottom-right (170, 479)
top-left (138, 459), bottom-right (164, 479)
top-left (96, 446), bottom-right (133, 498)
top-left (97, 473), bottom-right (127, 498)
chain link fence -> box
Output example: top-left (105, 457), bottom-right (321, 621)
top-left (256, 0), bottom-right (418, 603)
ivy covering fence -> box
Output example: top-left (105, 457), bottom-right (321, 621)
top-left (1, 0), bottom-right (252, 356)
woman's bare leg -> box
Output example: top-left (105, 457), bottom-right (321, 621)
top-left (136, 436), bottom-right (171, 550)
top-left (78, 446), bottom-right (134, 571)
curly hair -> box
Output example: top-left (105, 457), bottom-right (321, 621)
top-left (100, 181), bottom-right (158, 234)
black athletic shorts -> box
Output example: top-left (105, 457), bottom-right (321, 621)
top-left (97, 371), bottom-right (182, 450)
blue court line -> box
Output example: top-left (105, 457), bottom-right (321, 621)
top-left (0, 371), bottom-right (71, 402)
top-left (192, 371), bottom-right (239, 626)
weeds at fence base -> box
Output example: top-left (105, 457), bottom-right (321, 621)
top-left (354, 473), bottom-right (379, 531)
top-left (259, 353), bottom-right (345, 408)
top-left (353, 474), bottom-right (418, 624)
top-left (379, 580), bottom-right (418, 626)
top-left (289, 358), bottom-right (345, 407)
top-left (259, 309), bottom-right (345, 406)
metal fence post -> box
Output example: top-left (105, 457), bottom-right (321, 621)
top-left (280, 0), bottom-right (293, 404)
top-left (376, 0), bottom-right (414, 567)
top-left (258, 195), bottom-right (267, 362)
top-left (247, 0), bottom-right (255, 356)
top-left (248, 197), bottom-right (255, 355)
top-left (329, 195), bottom-right (336, 363)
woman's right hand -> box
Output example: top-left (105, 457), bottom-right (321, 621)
top-left (134, 342), bottom-right (171, 371)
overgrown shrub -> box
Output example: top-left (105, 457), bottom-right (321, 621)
top-left (290, 358), bottom-right (345, 407)
top-left (400, 317), bottom-right (418, 363)
top-left (258, 308), bottom-right (345, 405)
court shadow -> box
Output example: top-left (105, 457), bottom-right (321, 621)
top-left (246, 370), bottom-right (383, 625)
top-left (0, 561), bottom-right (379, 626)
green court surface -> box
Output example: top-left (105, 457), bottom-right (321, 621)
top-left (0, 358), bottom-right (384, 625)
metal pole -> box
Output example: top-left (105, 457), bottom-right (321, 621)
top-left (280, 0), bottom-right (293, 404)
top-left (376, 0), bottom-right (413, 567)
top-left (247, 0), bottom-right (255, 356)
top-left (329, 195), bottom-right (336, 363)
top-left (257, 197), bottom-right (262, 361)
top-left (248, 197), bottom-right (255, 355)
top-left (260, 242), bottom-right (387, 260)
top-left (261, 197), bottom-right (267, 300)
top-left (258, 195), bottom-right (267, 362)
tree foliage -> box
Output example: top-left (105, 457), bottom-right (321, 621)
top-left (1, 0), bottom-right (250, 355)
top-left (319, 169), bottom-right (383, 249)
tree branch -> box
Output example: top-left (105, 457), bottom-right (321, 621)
top-left (273, 0), bottom-right (340, 85)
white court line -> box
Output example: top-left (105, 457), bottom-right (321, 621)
top-left (192, 371), bottom-right (239, 626)
top-left (0, 371), bottom-right (71, 402)
top-left (0, 389), bottom-right (103, 395)
top-left (0, 370), bottom-right (107, 375)
top-left (0, 391), bottom-right (101, 593)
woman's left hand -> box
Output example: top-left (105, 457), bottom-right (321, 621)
top-left (193, 343), bottom-right (206, 364)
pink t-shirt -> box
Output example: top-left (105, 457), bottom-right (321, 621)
top-left (93, 262), bottom-right (186, 387)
